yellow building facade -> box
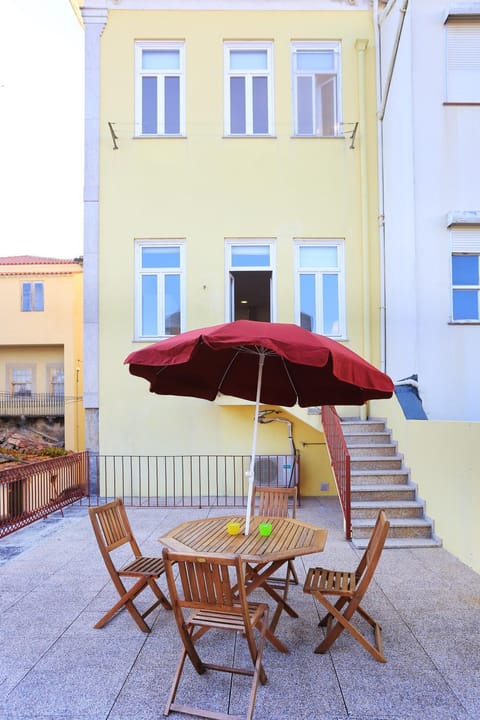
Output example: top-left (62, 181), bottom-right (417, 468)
top-left (76, 1), bottom-right (380, 497)
top-left (0, 256), bottom-right (84, 451)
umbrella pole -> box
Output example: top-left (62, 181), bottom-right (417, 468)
top-left (245, 352), bottom-right (265, 535)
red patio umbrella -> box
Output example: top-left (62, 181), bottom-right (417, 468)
top-left (125, 320), bottom-right (394, 533)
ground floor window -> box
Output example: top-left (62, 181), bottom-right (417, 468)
top-left (225, 241), bottom-right (275, 322)
top-left (450, 228), bottom-right (480, 322)
top-left (135, 240), bottom-right (185, 339)
top-left (295, 240), bottom-right (345, 337)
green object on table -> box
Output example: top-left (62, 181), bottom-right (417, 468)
top-left (258, 522), bottom-right (273, 537)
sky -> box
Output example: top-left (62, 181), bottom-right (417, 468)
top-left (0, 0), bottom-right (84, 260)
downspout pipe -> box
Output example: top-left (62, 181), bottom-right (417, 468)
top-left (373, 0), bottom-right (409, 377)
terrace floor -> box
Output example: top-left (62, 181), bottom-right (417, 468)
top-left (0, 497), bottom-right (479, 720)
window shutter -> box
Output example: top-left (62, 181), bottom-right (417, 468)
top-left (451, 227), bottom-right (480, 253)
top-left (446, 21), bottom-right (480, 102)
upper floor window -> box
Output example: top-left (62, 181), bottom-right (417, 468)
top-left (135, 240), bottom-right (185, 339)
top-left (225, 241), bottom-right (275, 321)
top-left (445, 19), bottom-right (480, 102)
top-left (21, 282), bottom-right (44, 312)
top-left (9, 366), bottom-right (33, 395)
top-left (224, 42), bottom-right (274, 136)
top-left (450, 228), bottom-right (480, 321)
top-left (135, 41), bottom-right (185, 136)
top-left (295, 240), bottom-right (345, 337)
top-left (291, 41), bottom-right (341, 136)
top-left (48, 365), bottom-right (64, 396)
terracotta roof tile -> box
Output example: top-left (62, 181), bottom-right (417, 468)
top-left (0, 255), bottom-right (81, 265)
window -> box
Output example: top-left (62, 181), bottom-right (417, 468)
top-left (224, 42), bottom-right (274, 136)
top-left (10, 367), bottom-right (33, 396)
top-left (135, 241), bottom-right (185, 338)
top-left (21, 282), bottom-right (44, 311)
top-left (48, 365), bottom-right (64, 396)
top-left (295, 241), bottom-right (345, 336)
top-left (292, 41), bottom-right (341, 136)
top-left (135, 41), bottom-right (185, 136)
top-left (451, 228), bottom-right (480, 321)
top-left (225, 241), bottom-right (275, 321)
top-left (445, 19), bottom-right (480, 102)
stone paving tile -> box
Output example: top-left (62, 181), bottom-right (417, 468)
top-left (0, 497), bottom-right (479, 720)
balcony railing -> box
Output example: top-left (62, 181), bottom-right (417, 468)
top-left (0, 392), bottom-right (66, 417)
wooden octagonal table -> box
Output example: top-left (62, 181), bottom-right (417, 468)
top-left (159, 514), bottom-right (328, 652)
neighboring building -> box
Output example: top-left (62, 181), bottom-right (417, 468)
top-left (0, 256), bottom-right (84, 451)
top-left (378, 0), bottom-right (480, 422)
top-left (373, 0), bottom-right (480, 572)
top-left (72, 0), bottom-right (381, 496)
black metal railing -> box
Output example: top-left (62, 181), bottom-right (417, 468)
top-left (85, 452), bottom-right (300, 508)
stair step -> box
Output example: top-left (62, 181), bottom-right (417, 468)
top-left (351, 456), bottom-right (403, 470)
top-left (351, 500), bottom-right (424, 519)
top-left (347, 443), bottom-right (397, 457)
top-left (351, 484), bottom-right (416, 501)
top-left (353, 536), bottom-right (443, 549)
top-left (352, 517), bottom-right (434, 540)
top-left (351, 469), bottom-right (409, 485)
top-left (341, 420), bottom-right (387, 434)
top-left (344, 432), bottom-right (391, 445)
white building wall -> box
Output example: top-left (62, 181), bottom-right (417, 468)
top-left (380, 0), bottom-right (480, 421)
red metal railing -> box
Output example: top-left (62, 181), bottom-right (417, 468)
top-left (0, 452), bottom-right (88, 538)
top-left (321, 405), bottom-right (351, 540)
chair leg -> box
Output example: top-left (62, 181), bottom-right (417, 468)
top-left (147, 577), bottom-right (172, 611)
top-left (245, 615), bottom-right (269, 720)
top-left (313, 594), bottom-right (386, 663)
top-left (95, 577), bottom-right (152, 632)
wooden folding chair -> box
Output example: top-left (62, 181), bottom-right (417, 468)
top-left (249, 485), bottom-right (299, 633)
top-left (303, 510), bottom-right (390, 663)
top-left (163, 549), bottom-right (269, 720)
top-left (89, 498), bottom-right (171, 632)
top-left (251, 485), bottom-right (299, 586)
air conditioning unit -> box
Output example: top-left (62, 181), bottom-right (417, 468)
top-left (253, 455), bottom-right (298, 488)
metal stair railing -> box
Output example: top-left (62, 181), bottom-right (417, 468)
top-left (321, 405), bottom-right (351, 540)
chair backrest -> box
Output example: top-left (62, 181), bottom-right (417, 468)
top-left (163, 549), bottom-right (250, 619)
top-left (89, 498), bottom-right (141, 573)
top-left (252, 485), bottom-right (297, 519)
top-left (355, 510), bottom-right (390, 594)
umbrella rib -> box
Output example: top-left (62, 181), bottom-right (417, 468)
top-left (216, 349), bottom-right (242, 394)
top-left (216, 345), bottom-right (276, 395)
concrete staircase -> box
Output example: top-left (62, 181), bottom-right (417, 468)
top-left (341, 418), bottom-right (441, 549)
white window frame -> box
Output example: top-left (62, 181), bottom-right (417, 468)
top-left (450, 227), bottom-right (480, 322)
top-left (21, 281), bottom-right (44, 312)
top-left (8, 365), bottom-right (34, 395)
top-left (135, 239), bottom-right (186, 340)
top-left (291, 41), bottom-right (342, 137)
top-left (224, 239), bottom-right (276, 322)
top-left (294, 239), bottom-right (346, 337)
top-left (445, 18), bottom-right (480, 103)
top-left (47, 364), bottom-right (65, 396)
top-left (134, 40), bottom-right (186, 136)
top-left (224, 41), bottom-right (274, 136)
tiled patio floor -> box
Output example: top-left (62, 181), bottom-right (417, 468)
top-left (0, 497), bottom-right (479, 720)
